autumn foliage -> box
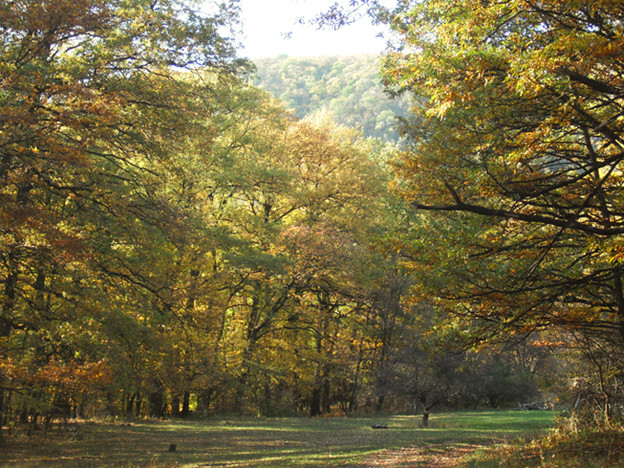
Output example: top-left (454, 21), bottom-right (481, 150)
top-left (3, 0), bottom-right (604, 446)
top-left (0, 0), bottom-right (431, 438)
top-left (381, 0), bottom-right (624, 422)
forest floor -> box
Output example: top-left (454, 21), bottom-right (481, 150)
top-left (0, 410), bottom-right (556, 467)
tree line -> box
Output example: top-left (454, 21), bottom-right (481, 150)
top-left (375, 0), bottom-right (624, 427)
top-left (0, 0), bottom-right (545, 440)
top-left (3, 0), bottom-right (623, 442)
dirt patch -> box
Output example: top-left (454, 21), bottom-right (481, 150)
top-left (345, 443), bottom-right (485, 468)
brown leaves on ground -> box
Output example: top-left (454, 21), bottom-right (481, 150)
top-left (345, 443), bottom-right (484, 468)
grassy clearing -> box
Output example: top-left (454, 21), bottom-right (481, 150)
top-left (0, 410), bottom-right (556, 467)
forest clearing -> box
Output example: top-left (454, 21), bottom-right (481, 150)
top-left (1, 411), bottom-right (556, 467)
top-left (3, 0), bottom-right (624, 465)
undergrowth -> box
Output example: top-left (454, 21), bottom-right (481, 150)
top-left (463, 413), bottom-right (624, 467)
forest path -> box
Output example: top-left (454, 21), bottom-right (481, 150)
top-left (345, 443), bottom-right (485, 467)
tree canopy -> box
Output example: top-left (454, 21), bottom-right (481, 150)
top-left (1, 0), bottom-right (595, 441)
top-left (2, 0), bottom-right (464, 433)
top-left (380, 0), bottom-right (624, 419)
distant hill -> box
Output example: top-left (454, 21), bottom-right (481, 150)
top-left (251, 55), bottom-right (409, 142)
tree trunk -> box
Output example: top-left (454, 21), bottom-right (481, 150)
top-left (612, 270), bottom-right (624, 342)
top-left (310, 385), bottom-right (322, 417)
top-left (181, 391), bottom-right (190, 418)
top-left (0, 251), bottom-right (18, 445)
top-left (125, 393), bottom-right (136, 416)
top-left (321, 368), bottom-right (331, 415)
top-left (148, 389), bottom-right (165, 418)
top-left (422, 411), bottom-right (430, 428)
top-left (0, 386), bottom-right (5, 446)
top-left (420, 400), bottom-right (439, 428)
top-left (375, 395), bottom-right (385, 413)
top-left (236, 370), bottom-right (249, 414)
top-left (135, 393), bottom-right (143, 417)
top-left (171, 395), bottom-right (181, 417)
top-left (198, 388), bottom-right (215, 415)
top-left (236, 293), bottom-right (261, 414)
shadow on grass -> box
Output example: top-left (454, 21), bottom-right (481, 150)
top-left (0, 410), bottom-right (556, 467)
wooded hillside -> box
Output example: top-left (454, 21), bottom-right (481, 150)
top-left (252, 55), bottom-right (409, 142)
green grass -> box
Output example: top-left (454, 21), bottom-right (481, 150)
top-left (0, 410), bottom-right (557, 467)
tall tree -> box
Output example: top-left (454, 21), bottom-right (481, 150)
top-left (0, 0), bottom-right (243, 437)
top-left (380, 0), bottom-right (624, 417)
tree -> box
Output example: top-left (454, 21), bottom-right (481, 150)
top-left (207, 104), bottom-right (397, 414)
top-left (0, 0), bottom-right (243, 438)
top-left (380, 0), bottom-right (624, 419)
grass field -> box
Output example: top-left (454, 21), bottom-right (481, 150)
top-left (0, 410), bottom-right (556, 467)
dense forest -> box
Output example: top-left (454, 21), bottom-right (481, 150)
top-left (252, 55), bottom-right (409, 142)
top-left (1, 0), bottom-right (624, 456)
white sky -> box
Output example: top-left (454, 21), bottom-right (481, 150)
top-left (235, 0), bottom-right (389, 58)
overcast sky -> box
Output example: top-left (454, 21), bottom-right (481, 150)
top-left (235, 0), bottom-right (389, 58)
